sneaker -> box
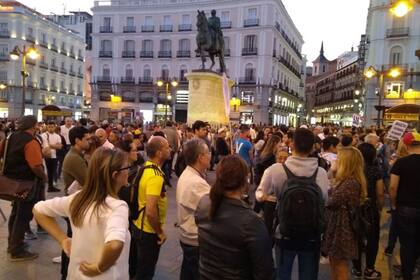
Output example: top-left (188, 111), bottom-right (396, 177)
top-left (320, 256), bottom-right (330, 265)
top-left (52, 256), bottom-right (62, 264)
top-left (364, 268), bottom-right (381, 279)
top-left (9, 250), bottom-right (38, 262)
top-left (384, 246), bottom-right (393, 256)
top-left (48, 186), bottom-right (61, 192)
top-left (24, 231), bottom-right (37, 240)
top-left (351, 268), bottom-right (363, 279)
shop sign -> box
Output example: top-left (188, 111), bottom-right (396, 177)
top-left (384, 113), bottom-right (419, 121)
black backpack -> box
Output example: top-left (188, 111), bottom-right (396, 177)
top-left (277, 164), bottom-right (325, 240)
top-left (349, 198), bottom-right (376, 240)
top-left (122, 164), bottom-right (170, 222)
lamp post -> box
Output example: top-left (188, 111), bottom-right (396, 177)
top-left (9, 45), bottom-right (39, 116)
top-left (364, 66), bottom-right (402, 127)
top-left (157, 79), bottom-right (178, 123)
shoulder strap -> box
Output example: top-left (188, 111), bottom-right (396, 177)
top-left (282, 163), bottom-right (295, 179)
top-left (309, 167), bottom-right (319, 181)
top-left (1, 133), bottom-right (12, 174)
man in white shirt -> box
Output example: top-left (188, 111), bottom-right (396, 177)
top-left (60, 117), bottom-right (74, 151)
top-left (176, 138), bottom-right (211, 280)
top-left (95, 128), bottom-right (114, 150)
top-left (42, 121), bottom-right (63, 192)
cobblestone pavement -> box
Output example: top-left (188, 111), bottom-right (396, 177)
top-left (0, 174), bottom-right (417, 279)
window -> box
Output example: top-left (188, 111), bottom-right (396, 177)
top-left (161, 65), bottom-right (169, 80)
top-left (42, 33), bottom-right (47, 44)
top-left (51, 79), bottom-right (56, 87)
top-left (52, 38), bottom-right (56, 45)
top-left (60, 80), bottom-right (65, 90)
top-left (125, 65), bottom-right (133, 78)
top-left (322, 65), bottom-right (326, 73)
top-left (245, 63), bottom-right (255, 80)
top-left (180, 65), bottom-right (187, 80)
top-left (51, 58), bottom-right (56, 66)
top-left (142, 40), bottom-right (153, 51)
top-left (163, 15), bottom-right (171, 25)
top-left (0, 44), bottom-right (8, 57)
top-left (160, 39), bottom-right (171, 51)
top-left (392, 16), bottom-right (405, 29)
top-left (124, 40), bottom-right (135, 51)
top-left (385, 81), bottom-right (404, 98)
top-left (221, 11), bottom-right (230, 21)
top-left (61, 61), bottom-right (65, 69)
top-left (223, 37), bottom-right (230, 50)
top-left (103, 17), bottom-right (111, 26)
top-left (244, 35), bottom-right (257, 49)
top-left (102, 65), bottom-right (110, 77)
top-left (0, 23), bottom-right (8, 31)
top-left (70, 64), bottom-right (74, 72)
top-left (143, 65), bottom-right (151, 78)
top-left (126, 17), bottom-right (134, 26)
top-left (247, 8), bottom-right (257, 19)
top-left (27, 27), bottom-right (33, 36)
top-left (145, 16), bottom-right (153, 25)
top-left (182, 15), bottom-right (190, 24)
top-left (101, 40), bottom-right (112, 51)
top-left (40, 77), bottom-right (45, 87)
top-left (179, 39), bottom-right (190, 51)
top-left (390, 46), bottom-right (403, 65)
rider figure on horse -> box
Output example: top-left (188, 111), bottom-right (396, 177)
top-left (207, 10), bottom-right (224, 51)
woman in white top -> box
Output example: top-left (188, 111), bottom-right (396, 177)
top-left (33, 147), bottom-right (131, 280)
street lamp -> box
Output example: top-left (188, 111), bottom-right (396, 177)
top-left (9, 45), bottom-right (40, 116)
top-left (364, 66), bottom-right (401, 127)
top-left (0, 83), bottom-right (6, 90)
top-left (156, 79), bottom-right (178, 122)
top-left (390, 0), bottom-right (414, 17)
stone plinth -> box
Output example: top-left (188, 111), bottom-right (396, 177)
top-left (185, 71), bottom-right (234, 125)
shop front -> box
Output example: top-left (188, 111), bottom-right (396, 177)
top-left (384, 104), bottom-right (420, 126)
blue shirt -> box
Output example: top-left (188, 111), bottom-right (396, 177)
top-left (235, 137), bottom-right (252, 166)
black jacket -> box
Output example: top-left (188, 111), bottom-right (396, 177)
top-left (195, 195), bottom-right (274, 280)
top-left (254, 154), bottom-right (276, 186)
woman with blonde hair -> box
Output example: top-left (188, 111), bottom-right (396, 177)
top-left (322, 146), bottom-right (367, 280)
top-left (33, 147), bottom-right (131, 279)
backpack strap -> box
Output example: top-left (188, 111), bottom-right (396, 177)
top-left (309, 167), bottom-right (319, 182)
top-left (282, 163), bottom-right (295, 179)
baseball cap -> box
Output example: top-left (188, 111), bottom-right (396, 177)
top-left (403, 130), bottom-right (420, 146)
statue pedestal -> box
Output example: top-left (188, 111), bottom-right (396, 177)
top-left (185, 71), bottom-right (234, 125)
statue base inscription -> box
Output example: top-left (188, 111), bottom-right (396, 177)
top-left (185, 71), bottom-right (234, 125)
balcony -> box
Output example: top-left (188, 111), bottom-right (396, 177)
top-left (78, 56), bottom-right (84, 61)
top-left (69, 51), bottom-right (76, 58)
top-left (0, 30), bottom-right (10, 38)
top-left (141, 25), bottom-right (154, 32)
top-left (60, 89), bottom-right (67, 94)
top-left (100, 95), bottom-right (111, 101)
top-left (100, 26), bottom-right (113, 33)
top-left (139, 77), bottom-right (153, 84)
top-left (242, 48), bottom-right (258, 56)
top-left (178, 24), bottom-right (192, 31)
top-left (50, 65), bottom-right (58, 72)
top-left (244, 19), bottom-right (259, 27)
top-left (99, 51), bottom-right (113, 58)
top-left (120, 76), bottom-right (135, 84)
top-left (77, 73), bottom-right (84, 78)
top-left (96, 76), bottom-right (111, 83)
top-left (39, 61), bottom-right (49, 69)
top-left (39, 41), bottom-right (48, 48)
top-left (50, 86), bottom-right (58, 92)
top-left (122, 51), bottom-right (136, 58)
top-left (26, 59), bottom-right (36, 66)
top-left (279, 57), bottom-right (301, 78)
top-left (139, 96), bottom-right (153, 103)
top-left (123, 26), bottom-right (136, 33)
top-left (50, 44), bottom-right (58, 52)
top-left (221, 21), bottom-right (232, 29)
top-left (60, 68), bottom-right (68, 74)
top-left (69, 70), bottom-right (76, 76)
top-left (77, 92), bottom-right (83, 96)
top-left (280, 30), bottom-right (302, 60)
top-left (158, 51), bottom-right (172, 58)
top-left (177, 50), bottom-right (191, 58)
top-left (39, 84), bottom-right (47, 90)
top-left (26, 34), bottom-right (35, 43)
top-left (160, 25), bottom-right (173, 32)
top-left (386, 27), bottom-right (409, 38)
top-left (224, 49), bottom-right (230, 57)
top-left (140, 51), bottom-right (153, 58)
top-left (122, 96), bottom-right (135, 102)
top-left (239, 77), bottom-right (257, 84)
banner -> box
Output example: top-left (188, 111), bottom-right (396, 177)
top-left (387, 120), bottom-right (408, 140)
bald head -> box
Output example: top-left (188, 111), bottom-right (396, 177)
top-left (95, 128), bottom-right (107, 145)
top-left (147, 136), bottom-right (170, 159)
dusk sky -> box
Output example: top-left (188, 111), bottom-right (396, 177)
top-left (17, 0), bottom-right (370, 65)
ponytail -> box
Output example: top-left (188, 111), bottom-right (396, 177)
top-left (209, 179), bottom-right (224, 219)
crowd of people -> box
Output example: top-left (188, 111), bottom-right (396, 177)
top-left (1, 115), bottom-right (420, 280)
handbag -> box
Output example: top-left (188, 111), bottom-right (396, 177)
top-left (0, 133), bottom-right (36, 201)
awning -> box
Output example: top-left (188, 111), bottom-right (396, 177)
top-left (41, 105), bottom-right (72, 117)
top-left (384, 104), bottom-right (420, 121)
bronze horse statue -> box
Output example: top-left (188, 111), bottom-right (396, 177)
top-left (195, 10), bottom-right (226, 73)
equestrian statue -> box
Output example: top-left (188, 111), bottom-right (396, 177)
top-left (196, 10), bottom-right (226, 73)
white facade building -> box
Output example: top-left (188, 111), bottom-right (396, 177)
top-left (91, 0), bottom-right (305, 125)
top-left (364, 0), bottom-right (420, 126)
top-left (0, 1), bottom-right (86, 120)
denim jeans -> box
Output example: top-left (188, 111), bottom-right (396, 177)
top-left (275, 245), bottom-right (320, 280)
top-left (8, 199), bottom-right (35, 255)
top-left (396, 206), bottom-right (420, 280)
top-left (180, 242), bottom-right (199, 280)
top-left (386, 210), bottom-right (398, 253)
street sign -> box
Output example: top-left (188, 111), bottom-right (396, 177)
top-left (387, 120), bottom-right (408, 140)
top-left (384, 113), bottom-right (419, 121)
